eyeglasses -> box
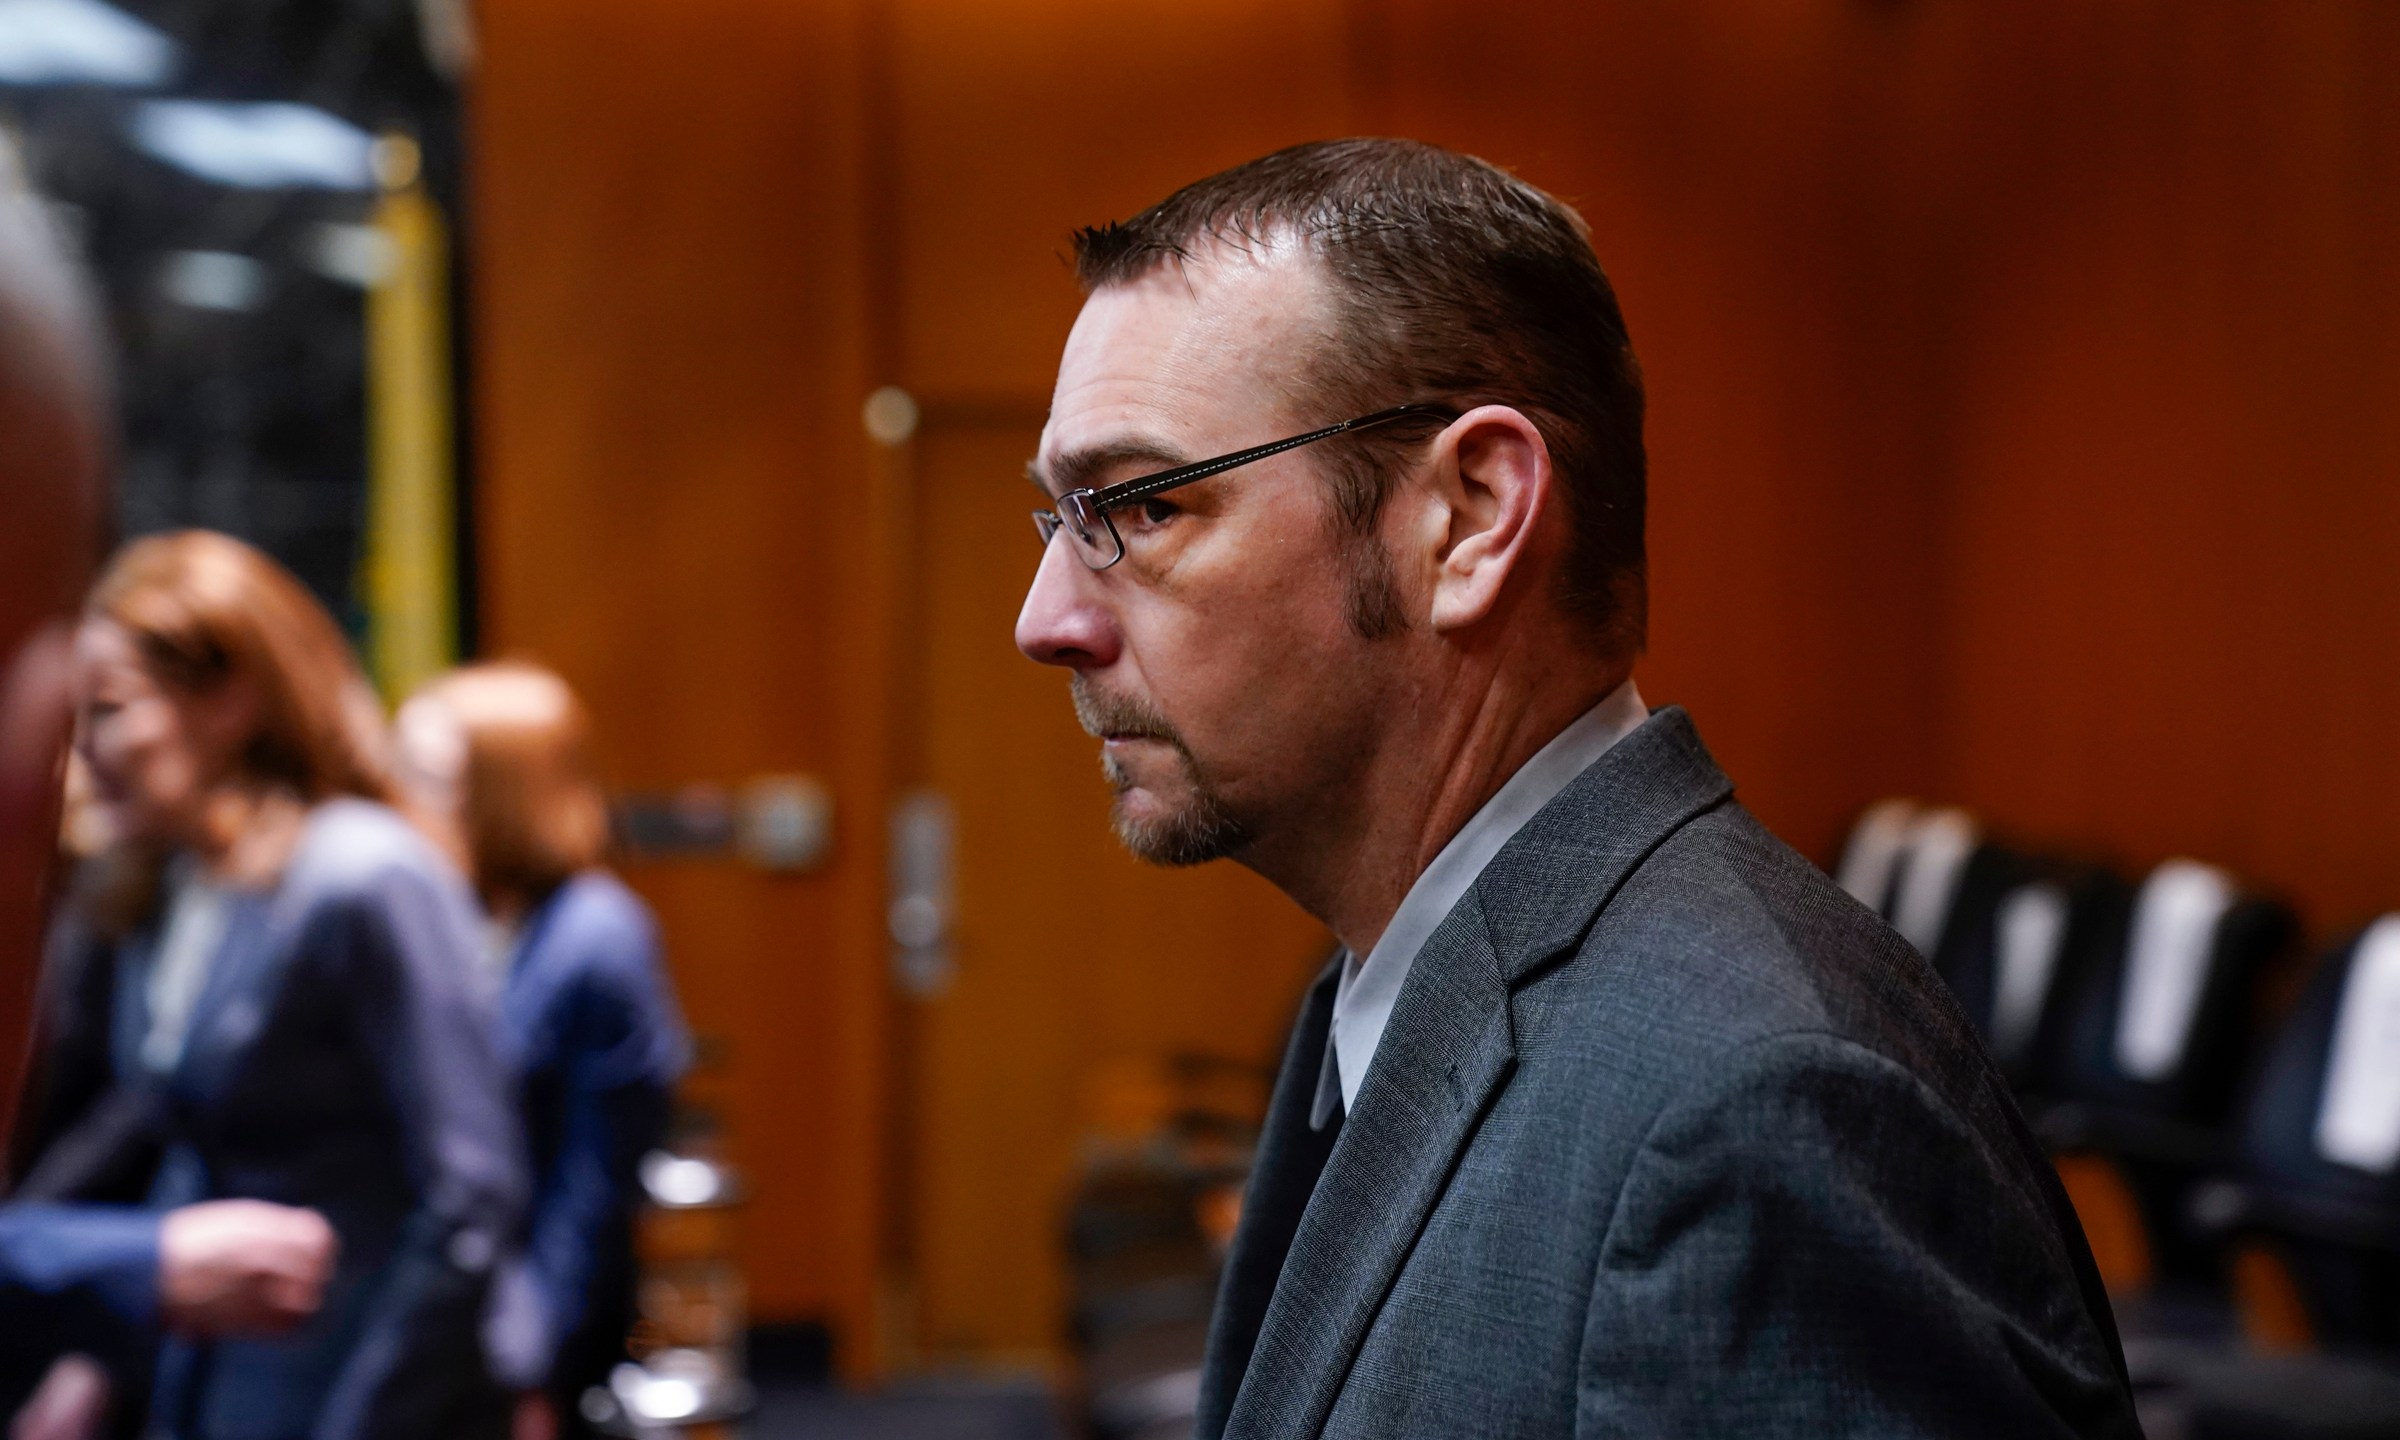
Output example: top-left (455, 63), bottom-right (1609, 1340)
top-left (1031, 403), bottom-right (1457, 570)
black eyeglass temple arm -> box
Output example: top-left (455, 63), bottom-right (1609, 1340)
top-left (1082, 403), bottom-right (1455, 511)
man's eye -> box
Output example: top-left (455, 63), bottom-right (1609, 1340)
top-left (1132, 498), bottom-right (1178, 527)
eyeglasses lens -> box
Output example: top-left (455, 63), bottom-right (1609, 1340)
top-left (1058, 491), bottom-right (1121, 569)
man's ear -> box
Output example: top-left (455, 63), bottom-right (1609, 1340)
top-left (1423, 405), bottom-right (1555, 633)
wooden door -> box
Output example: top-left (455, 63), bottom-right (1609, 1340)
top-left (889, 410), bottom-right (1331, 1369)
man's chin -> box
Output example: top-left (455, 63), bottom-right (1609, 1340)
top-left (1108, 789), bottom-right (1249, 869)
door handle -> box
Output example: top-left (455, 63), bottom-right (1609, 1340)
top-left (889, 789), bottom-right (954, 997)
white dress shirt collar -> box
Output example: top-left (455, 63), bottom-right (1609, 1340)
top-left (1313, 679), bottom-right (1649, 1128)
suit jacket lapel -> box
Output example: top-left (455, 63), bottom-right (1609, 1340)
top-left (1223, 889), bottom-right (1516, 1440)
top-left (1474, 706), bottom-right (1734, 987)
top-left (1197, 960), bottom-right (1344, 1439)
top-left (1218, 707), bottom-right (1734, 1439)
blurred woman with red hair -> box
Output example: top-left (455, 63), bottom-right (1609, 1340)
top-left (395, 662), bottom-right (686, 1440)
top-left (47, 530), bottom-right (523, 1439)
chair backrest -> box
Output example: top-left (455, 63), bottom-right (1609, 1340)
top-left (1833, 798), bottom-right (1927, 918)
top-left (1835, 800), bottom-right (1989, 958)
top-left (1937, 859), bottom-right (2129, 1089)
top-left (1837, 802), bottom-right (2120, 1085)
top-left (2239, 918), bottom-right (2400, 1240)
top-left (2217, 919), bottom-right (2400, 1348)
top-left (2045, 858), bottom-right (2295, 1126)
top-left (1887, 807), bottom-right (1982, 957)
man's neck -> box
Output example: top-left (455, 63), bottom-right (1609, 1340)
top-left (1248, 648), bottom-right (1632, 957)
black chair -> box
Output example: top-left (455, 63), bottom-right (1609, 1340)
top-left (2197, 918), bottom-right (2400, 1349)
top-left (2141, 920), bottom-right (2400, 1440)
top-left (1065, 1053), bottom-right (1266, 1440)
top-left (2037, 859), bottom-right (2297, 1290)
top-left (1933, 857), bottom-right (2129, 1095)
top-left (1831, 798), bottom-right (1935, 920)
top-left (1833, 801), bottom-right (2121, 1094)
top-left (2175, 1350), bottom-right (2400, 1440)
top-left (1835, 802), bottom-right (2009, 972)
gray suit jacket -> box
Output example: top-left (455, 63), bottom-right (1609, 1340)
top-left (1198, 708), bottom-right (2138, 1439)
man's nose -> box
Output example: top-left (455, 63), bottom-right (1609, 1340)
top-left (1016, 536), bottom-right (1119, 669)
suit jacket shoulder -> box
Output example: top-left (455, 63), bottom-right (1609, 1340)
top-left (1212, 707), bottom-right (2136, 1440)
top-left (1532, 798), bottom-right (2024, 1158)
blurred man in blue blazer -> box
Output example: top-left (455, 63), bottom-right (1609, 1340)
top-left (398, 662), bottom-right (688, 1440)
top-left (1016, 139), bottom-right (2139, 1438)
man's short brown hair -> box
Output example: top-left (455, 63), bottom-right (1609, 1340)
top-left (1073, 138), bottom-right (1647, 650)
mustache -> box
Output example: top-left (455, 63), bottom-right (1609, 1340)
top-left (1069, 675), bottom-right (1180, 746)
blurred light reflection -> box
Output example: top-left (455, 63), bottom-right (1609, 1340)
top-left (128, 100), bottom-right (376, 190)
top-left (0, 0), bottom-right (172, 88)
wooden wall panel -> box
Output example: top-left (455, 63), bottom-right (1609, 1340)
top-left (882, 0), bottom-right (1361, 401)
top-left (1931, 7), bottom-right (2400, 935)
top-left (1370, 0), bottom-right (1963, 861)
top-left (472, 0), bottom-right (890, 1357)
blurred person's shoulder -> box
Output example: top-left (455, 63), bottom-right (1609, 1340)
top-left (523, 871), bottom-right (684, 1068)
top-left (534, 870), bottom-right (661, 977)
top-left (281, 796), bottom-right (464, 911)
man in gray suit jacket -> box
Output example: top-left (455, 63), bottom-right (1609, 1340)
top-left (1016, 138), bottom-right (2138, 1438)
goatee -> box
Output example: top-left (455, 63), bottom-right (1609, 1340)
top-left (1068, 675), bottom-right (1251, 866)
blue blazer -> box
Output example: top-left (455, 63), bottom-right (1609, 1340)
top-left (0, 1202), bottom-right (158, 1322)
top-left (105, 800), bottom-right (526, 1440)
top-left (0, 1203), bottom-right (162, 1413)
top-left (484, 871), bottom-right (687, 1395)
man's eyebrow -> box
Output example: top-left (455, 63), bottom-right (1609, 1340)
top-left (1026, 438), bottom-right (1190, 498)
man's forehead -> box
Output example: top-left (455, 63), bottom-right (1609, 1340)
top-left (1039, 243), bottom-right (1330, 470)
